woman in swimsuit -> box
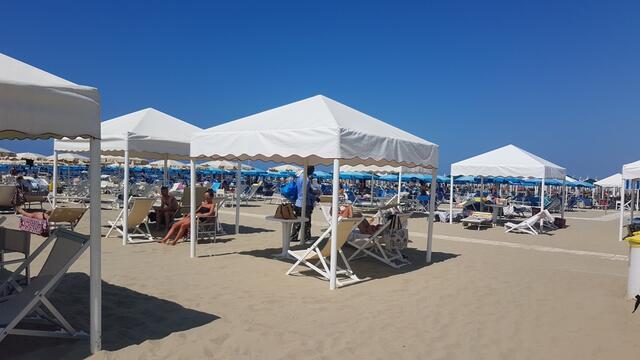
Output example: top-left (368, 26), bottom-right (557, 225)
top-left (160, 189), bottom-right (216, 245)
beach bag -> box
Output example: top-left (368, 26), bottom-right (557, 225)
top-left (19, 216), bottom-right (49, 237)
top-left (274, 203), bottom-right (296, 219)
top-left (281, 182), bottom-right (298, 203)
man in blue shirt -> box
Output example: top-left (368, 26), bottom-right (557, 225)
top-left (290, 166), bottom-right (317, 242)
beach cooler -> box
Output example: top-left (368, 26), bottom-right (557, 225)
top-left (625, 233), bottom-right (640, 299)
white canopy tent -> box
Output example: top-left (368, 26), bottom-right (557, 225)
top-left (55, 107), bottom-right (202, 245)
top-left (0, 53), bottom-right (102, 352)
top-left (619, 161), bottom-right (640, 240)
top-left (191, 95), bottom-right (439, 289)
top-left (199, 160), bottom-right (254, 170)
top-left (449, 144), bottom-right (567, 226)
top-left (268, 164), bottom-right (302, 173)
top-left (16, 152), bottom-right (48, 161)
top-left (595, 173), bottom-right (623, 188)
top-left (149, 159), bottom-right (187, 168)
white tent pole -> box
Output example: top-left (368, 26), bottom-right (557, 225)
top-left (449, 175), bottom-right (454, 224)
top-left (163, 155), bottom-right (169, 186)
top-left (540, 177), bottom-right (546, 230)
top-left (190, 159), bottom-right (196, 258)
top-left (370, 173), bottom-right (375, 205)
top-left (299, 160), bottom-right (309, 242)
top-left (427, 168), bottom-right (437, 262)
top-left (52, 150), bottom-right (58, 208)
top-left (235, 162), bottom-right (241, 234)
top-left (561, 180), bottom-right (566, 219)
top-left (122, 132), bottom-right (129, 246)
top-left (480, 176), bottom-right (485, 212)
top-left (88, 138), bottom-right (102, 353)
top-left (330, 159), bottom-right (340, 290)
top-left (397, 168), bottom-right (402, 205)
top-left (631, 180), bottom-right (637, 223)
top-left (620, 177), bottom-right (626, 241)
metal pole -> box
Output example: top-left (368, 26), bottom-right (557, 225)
top-left (190, 159), bottom-right (196, 258)
top-left (620, 177), bottom-right (626, 241)
top-left (330, 159), bottom-right (340, 290)
top-left (235, 162), bottom-right (241, 234)
top-left (299, 160), bottom-right (308, 242)
top-left (163, 156), bottom-right (169, 186)
top-left (427, 168), bottom-right (437, 262)
top-left (397, 168), bottom-right (402, 205)
top-left (449, 175), bottom-right (454, 224)
top-left (88, 138), bottom-right (102, 353)
top-left (122, 132), bottom-right (129, 246)
top-left (540, 177), bottom-right (546, 230)
top-left (52, 150), bottom-right (58, 208)
top-left (561, 180), bottom-right (566, 219)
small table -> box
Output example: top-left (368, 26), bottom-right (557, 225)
top-left (265, 216), bottom-right (309, 258)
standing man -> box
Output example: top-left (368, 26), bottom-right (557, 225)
top-left (290, 166), bottom-right (317, 243)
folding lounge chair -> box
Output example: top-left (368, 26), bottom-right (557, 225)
top-left (0, 229), bottom-right (89, 343)
top-left (178, 186), bottom-right (207, 215)
top-left (286, 217), bottom-right (364, 287)
top-left (461, 211), bottom-right (493, 230)
top-left (504, 212), bottom-right (543, 235)
top-left (240, 183), bottom-right (261, 205)
top-left (348, 213), bottom-right (412, 268)
top-left (106, 197), bottom-right (156, 243)
top-left (1, 228), bottom-right (31, 288)
top-left (48, 207), bottom-right (87, 231)
top-left (0, 185), bottom-right (16, 213)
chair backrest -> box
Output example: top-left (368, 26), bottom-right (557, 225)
top-left (181, 186), bottom-right (208, 208)
top-left (127, 197), bottom-right (156, 227)
top-left (48, 207), bottom-right (87, 223)
top-left (319, 217), bottom-right (363, 257)
top-left (522, 212), bottom-right (543, 226)
top-left (0, 227), bottom-right (30, 255)
top-left (38, 229), bottom-right (89, 285)
top-left (0, 185), bottom-right (16, 206)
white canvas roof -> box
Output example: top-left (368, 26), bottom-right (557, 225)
top-left (16, 152), bottom-right (48, 160)
top-left (0, 53), bottom-right (100, 140)
top-left (595, 173), bottom-right (623, 188)
top-left (0, 147), bottom-right (16, 157)
top-left (268, 164), bottom-right (303, 173)
top-left (451, 144), bottom-right (566, 180)
top-left (340, 164), bottom-right (431, 174)
top-left (149, 159), bottom-right (187, 168)
top-left (55, 108), bottom-right (201, 160)
top-left (623, 160), bottom-right (640, 180)
top-left (48, 153), bottom-right (90, 162)
top-left (199, 160), bottom-right (253, 170)
top-left (191, 95), bottom-right (439, 169)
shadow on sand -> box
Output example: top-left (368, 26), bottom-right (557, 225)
top-left (0, 273), bottom-right (219, 359)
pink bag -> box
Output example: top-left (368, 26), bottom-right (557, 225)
top-left (19, 216), bottom-right (49, 237)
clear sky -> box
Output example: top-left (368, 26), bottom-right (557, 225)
top-left (1, 0), bottom-right (638, 179)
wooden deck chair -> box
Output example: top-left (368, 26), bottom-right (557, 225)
top-left (286, 217), bottom-right (364, 287)
top-left (106, 197), bottom-right (156, 243)
top-left (48, 207), bottom-right (87, 231)
top-left (348, 213), bottom-right (412, 268)
top-left (0, 229), bottom-right (89, 343)
top-left (504, 212), bottom-right (543, 235)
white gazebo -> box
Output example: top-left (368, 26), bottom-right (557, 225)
top-left (55, 107), bottom-right (202, 245)
top-left (191, 95), bottom-right (439, 289)
top-left (449, 144), bottom-right (567, 225)
top-left (47, 152), bottom-right (90, 163)
top-left (0, 53), bottom-right (102, 352)
top-left (619, 160), bottom-right (640, 240)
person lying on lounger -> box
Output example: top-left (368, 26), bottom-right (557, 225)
top-left (159, 189), bottom-right (216, 246)
top-left (16, 206), bottom-right (51, 220)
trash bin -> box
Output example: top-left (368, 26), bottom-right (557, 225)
top-left (626, 234), bottom-right (640, 299)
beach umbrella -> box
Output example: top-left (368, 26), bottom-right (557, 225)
top-left (0, 147), bottom-right (16, 157)
top-left (48, 152), bottom-right (90, 163)
top-left (149, 159), bottom-right (187, 168)
top-left (200, 160), bottom-right (253, 170)
top-left (268, 164), bottom-right (302, 173)
top-left (16, 152), bottom-right (48, 161)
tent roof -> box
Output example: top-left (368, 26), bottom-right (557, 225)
top-left (0, 147), bottom-right (16, 157)
top-left (451, 144), bottom-right (566, 179)
top-left (55, 108), bottom-right (201, 160)
top-left (595, 173), bottom-right (622, 188)
top-left (149, 159), bottom-right (187, 168)
top-left (16, 152), bottom-right (48, 160)
top-left (48, 153), bottom-right (90, 162)
top-left (0, 53), bottom-right (100, 140)
top-left (339, 164), bottom-right (431, 174)
top-left (191, 95), bottom-right (438, 169)
top-left (623, 160), bottom-right (640, 180)
top-left (199, 160), bottom-right (254, 170)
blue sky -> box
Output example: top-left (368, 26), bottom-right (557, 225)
top-left (1, 0), bottom-right (638, 179)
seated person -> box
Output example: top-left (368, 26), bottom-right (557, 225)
top-left (160, 189), bottom-right (216, 246)
top-left (155, 186), bottom-right (179, 231)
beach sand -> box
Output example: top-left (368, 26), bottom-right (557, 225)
top-left (1, 203), bottom-right (639, 359)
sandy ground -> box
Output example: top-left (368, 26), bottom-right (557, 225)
top-left (1, 201), bottom-right (639, 360)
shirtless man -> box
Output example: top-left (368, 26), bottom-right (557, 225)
top-left (155, 186), bottom-right (179, 231)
